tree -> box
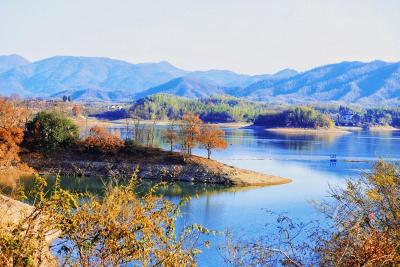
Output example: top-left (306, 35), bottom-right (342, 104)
top-left (163, 123), bottom-right (178, 152)
top-left (25, 111), bottom-right (79, 150)
top-left (0, 98), bottom-right (26, 169)
top-left (83, 126), bottom-right (124, 153)
top-left (179, 112), bottom-right (202, 156)
top-left (72, 105), bottom-right (81, 117)
top-left (197, 125), bottom-right (228, 159)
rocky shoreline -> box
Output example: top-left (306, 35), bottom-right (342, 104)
top-left (20, 150), bottom-right (291, 187)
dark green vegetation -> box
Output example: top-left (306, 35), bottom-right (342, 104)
top-left (25, 111), bottom-right (79, 150)
top-left (93, 95), bottom-right (400, 129)
top-left (126, 94), bottom-right (271, 123)
top-left (254, 106), bottom-right (334, 129)
top-left (318, 105), bottom-right (400, 128)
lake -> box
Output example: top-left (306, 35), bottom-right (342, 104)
top-left (151, 126), bottom-right (400, 266)
top-left (6, 126), bottom-right (400, 266)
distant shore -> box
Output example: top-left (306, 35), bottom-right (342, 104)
top-left (73, 117), bottom-right (400, 133)
top-left (262, 127), bottom-right (351, 134)
top-left (366, 125), bottom-right (399, 131)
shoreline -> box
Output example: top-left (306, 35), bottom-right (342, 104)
top-left (19, 149), bottom-right (291, 187)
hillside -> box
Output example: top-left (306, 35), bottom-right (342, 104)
top-left (0, 54), bottom-right (30, 73)
top-left (134, 77), bottom-right (226, 99)
top-left (243, 61), bottom-right (400, 104)
top-left (0, 56), bottom-right (188, 98)
top-left (0, 54), bottom-right (399, 105)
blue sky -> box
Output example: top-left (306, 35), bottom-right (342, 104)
top-left (0, 0), bottom-right (399, 74)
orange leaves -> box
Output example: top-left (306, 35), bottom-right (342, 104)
top-left (321, 229), bottom-right (399, 266)
top-left (197, 124), bottom-right (227, 159)
top-left (83, 126), bottom-right (124, 153)
top-left (0, 98), bottom-right (26, 169)
top-left (176, 112), bottom-right (228, 158)
top-left (180, 112), bottom-right (202, 155)
top-left (72, 105), bottom-right (81, 117)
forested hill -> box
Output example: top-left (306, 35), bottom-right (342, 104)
top-left (0, 55), bottom-right (399, 105)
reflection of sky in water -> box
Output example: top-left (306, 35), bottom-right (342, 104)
top-left (112, 126), bottom-right (400, 266)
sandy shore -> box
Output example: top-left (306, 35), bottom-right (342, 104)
top-left (367, 125), bottom-right (399, 131)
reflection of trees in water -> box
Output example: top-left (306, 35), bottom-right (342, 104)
top-left (2, 174), bottom-right (252, 200)
top-left (250, 130), bottom-right (344, 152)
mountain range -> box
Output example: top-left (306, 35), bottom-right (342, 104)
top-left (0, 54), bottom-right (399, 105)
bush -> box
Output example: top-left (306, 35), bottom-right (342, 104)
top-left (82, 126), bottom-right (124, 153)
top-left (25, 111), bottom-right (79, 150)
top-left (0, 174), bottom-right (210, 266)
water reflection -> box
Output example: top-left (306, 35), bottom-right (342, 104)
top-left (4, 125), bottom-right (400, 266)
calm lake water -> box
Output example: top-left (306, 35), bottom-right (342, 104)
top-left (156, 127), bottom-right (400, 266)
top-left (6, 126), bottom-right (400, 266)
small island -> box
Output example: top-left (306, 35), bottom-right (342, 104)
top-left (253, 106), bottom-right (349, 134)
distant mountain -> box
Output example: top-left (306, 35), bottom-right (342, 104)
top-left (50, 88), bottom-right (132, 102)
top-left (184, 68), bottom-right (298, 87)
top-left (0, 56), bottom-right (187, 98)
top-left (242, 60), bottom-right (400, 104)
top-left (135, 77), bottom-right (226, 99)
top-left (0, 54), bottom-right (399, 105)
top-left (0, 54), bottom-right (30, 73)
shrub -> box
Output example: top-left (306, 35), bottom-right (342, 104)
top-left (0, 174), bottom-right (210, 266)
top-left (25, 111), bottom-right (79, 150)
top-left (83, 126), bottom-right (124, 153)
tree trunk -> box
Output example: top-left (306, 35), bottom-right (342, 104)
top-left (207, 149), bottom-right (211, 159)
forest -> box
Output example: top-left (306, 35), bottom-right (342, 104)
top-left (92, 94), bottom-right (400, 129)
top-left (94, 94), bottom-right (271, 123)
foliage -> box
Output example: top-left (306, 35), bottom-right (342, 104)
top-left (179, 112), bottom-right (202, 156)
top-left (128, 94), bottom-right (270, 123)
top-left (254, 107), bottom-right (334, 129)
top-left (316, 161), bottom-right (400, 266)
top-left (25, 111), bottom-right (79, 150)
top-left (222, 161), bottom-right (400, 266)
top-left (82, 126), bottom-right (124, 153)
top-left (0, 98), bottom-right (27, 169)
top-left (0, 174), bottom-right (211, 266)
top-left (163, 123), bottom-right (178, 152)
top-left (71, 105), bottom-right (81, 117)
top-left (197, 125), bottom-right (228, 159)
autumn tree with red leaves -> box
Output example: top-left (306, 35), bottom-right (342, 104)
top-left (197, 125), bottom-right (228, 159)
top-left (72, 105), bottom-right (81, 117)
top-left (83, 126), bottom-right (124, 153)
top-left (0, 98), bottom-right (27, 170)
top-left (179, 112), bottom-right (202, 156)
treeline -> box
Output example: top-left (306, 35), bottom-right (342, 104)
top-left (254, 106), bottom-right (334, 129)
top-left (317, 105), bottom-right (400, 127)
top-left (95, 94), bottom-right (270, 123)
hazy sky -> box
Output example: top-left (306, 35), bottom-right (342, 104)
top-left (1, 0), bottom-right (399, 74)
